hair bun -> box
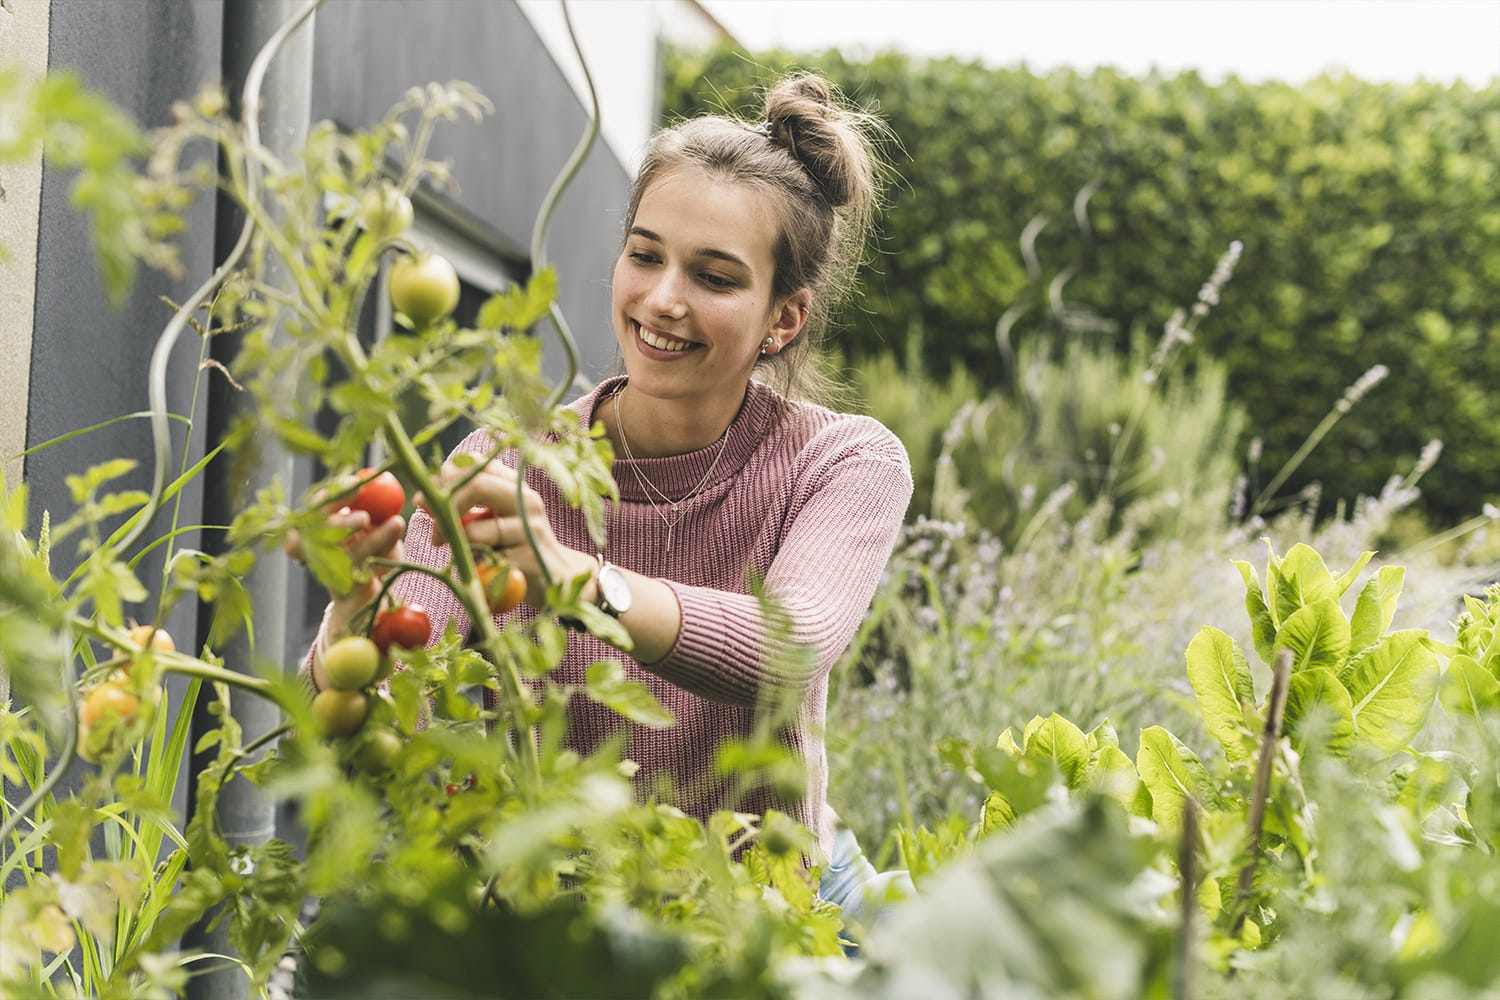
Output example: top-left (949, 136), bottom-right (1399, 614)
top-left (762, 73), bottom-right (869, 209)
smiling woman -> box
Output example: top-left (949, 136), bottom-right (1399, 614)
top-left (301, 71), bottom-right (914, 946)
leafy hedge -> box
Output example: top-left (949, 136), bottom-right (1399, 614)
top-left (662, 47), bottom-right (1500, 526)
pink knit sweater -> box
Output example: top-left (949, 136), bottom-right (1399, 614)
top-left (311, 375), bottom-right (912, 855)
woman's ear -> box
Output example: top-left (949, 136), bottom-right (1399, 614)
top-left (768, 288), bottom-right (812, 349)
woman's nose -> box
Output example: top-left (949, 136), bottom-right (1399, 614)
top-left (643, 268), bottom-right (688, 318)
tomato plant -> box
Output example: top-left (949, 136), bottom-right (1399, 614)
top-left (388, 251), bottom-right (460, 327)
top-left (347, 467), bottom-right (404, 523)
top-left (371, 604), bottom-right (430, 655)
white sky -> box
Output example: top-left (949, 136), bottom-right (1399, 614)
top-left (699, 0), bottom-right (1500, 86)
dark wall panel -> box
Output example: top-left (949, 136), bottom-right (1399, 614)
top-left (30, 0), bottom-right (224, 619)
top-left (310, 0), bottom-right (630, 387)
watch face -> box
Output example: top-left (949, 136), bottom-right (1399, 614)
top-left (599, 564), bottom-right (632, 616)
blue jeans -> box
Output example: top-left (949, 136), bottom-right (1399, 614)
top-left (816, 825), bottom-right (916, 955)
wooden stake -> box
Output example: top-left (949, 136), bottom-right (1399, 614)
top-left (1230, 647), bottom-right (1293, 937)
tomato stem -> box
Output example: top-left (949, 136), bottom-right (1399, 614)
top-left (379, 411), bottom-right (539, 778)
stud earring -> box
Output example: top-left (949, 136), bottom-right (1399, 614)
top-left (761, 337), bottom-right (776, 356)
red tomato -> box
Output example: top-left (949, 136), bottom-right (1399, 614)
top-left (371, 604), bottom-right (431, 655)
top-left (478, 562), bottom-right (527, 615)
top-left (348, 468), bottom-right (404, 524)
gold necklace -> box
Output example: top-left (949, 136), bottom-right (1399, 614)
top-left (613, 387), bottom-right (731, 554)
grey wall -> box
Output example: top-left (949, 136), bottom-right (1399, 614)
top-left (310, 0), bottom-right (631, 387)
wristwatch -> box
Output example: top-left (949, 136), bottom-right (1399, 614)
top-left (594, 556), bottom-right (632, 618)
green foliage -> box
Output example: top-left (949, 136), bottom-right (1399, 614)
top-left (2, 66), bottom-right (846, 999)
top-left (850, 323), bottom-right (1246, 548)
top-left (664, 45), bottom-right (1500, 525)
top-left (828, 799), bottom-right (1176, 1000)
top-left (888, 545), bottom-right (1500, 994)
top-left (0, 68), bottom-right (194, 305)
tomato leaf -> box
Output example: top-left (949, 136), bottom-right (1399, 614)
top-left (584, 660), bottom-right (674, 729)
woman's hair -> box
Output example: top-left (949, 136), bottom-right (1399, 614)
top-left (623, 72), bottom-right (889, 404)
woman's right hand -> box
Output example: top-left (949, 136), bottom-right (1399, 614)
top-left (284, 506), bottom-right (406, 623)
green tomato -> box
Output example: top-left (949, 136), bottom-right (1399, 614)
top-left (388, 253), bottom-right (460, 327)
top-left (312, 688), bottom-right (369, 739)
top-left (323, 636), bottom-right (381, 692)
top-left (352, 728), bottom-right (403, 773)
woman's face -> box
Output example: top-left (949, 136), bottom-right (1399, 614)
top-left (612, 168), bottom-right (806, 410)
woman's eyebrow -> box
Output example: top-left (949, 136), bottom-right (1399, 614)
top-left (628, 226), bottom-right (751, 271)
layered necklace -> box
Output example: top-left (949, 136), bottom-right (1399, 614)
top-left (612, 386), bottom-right (731, 554)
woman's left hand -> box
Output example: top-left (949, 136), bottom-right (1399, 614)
top-left (422, 459), bottom-right (594, 609)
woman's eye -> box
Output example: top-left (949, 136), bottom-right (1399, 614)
top-left (628, 251), bottom-right (657, 264)
top-left (700, 273), bottom-right (734, 289)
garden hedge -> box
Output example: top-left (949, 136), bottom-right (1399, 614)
top-left (663, 47), bottom-right (1500, 526)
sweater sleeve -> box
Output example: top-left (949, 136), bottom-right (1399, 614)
top-left (651, 420), bottom-right (912, 706)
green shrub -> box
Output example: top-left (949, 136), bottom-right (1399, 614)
top-left (664, 46), bottom-right (1500, 526)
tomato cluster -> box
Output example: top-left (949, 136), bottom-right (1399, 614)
top-left (311, 605), bottom-right (428, 771)
top-left (78, 625), bottom-right (175, 764)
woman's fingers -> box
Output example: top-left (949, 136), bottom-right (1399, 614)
top-left (349, 513), bottom-right (405, 563)
top-left (283, 507), bottom-right (372, 563)
top-left (419, 460), bottom-right (545, 549)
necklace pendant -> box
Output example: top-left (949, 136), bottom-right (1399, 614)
top-left (665, 523), bottom-right (674, 554)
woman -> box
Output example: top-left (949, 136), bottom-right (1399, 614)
top-left (304, 73), bottom-right (912, 924)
